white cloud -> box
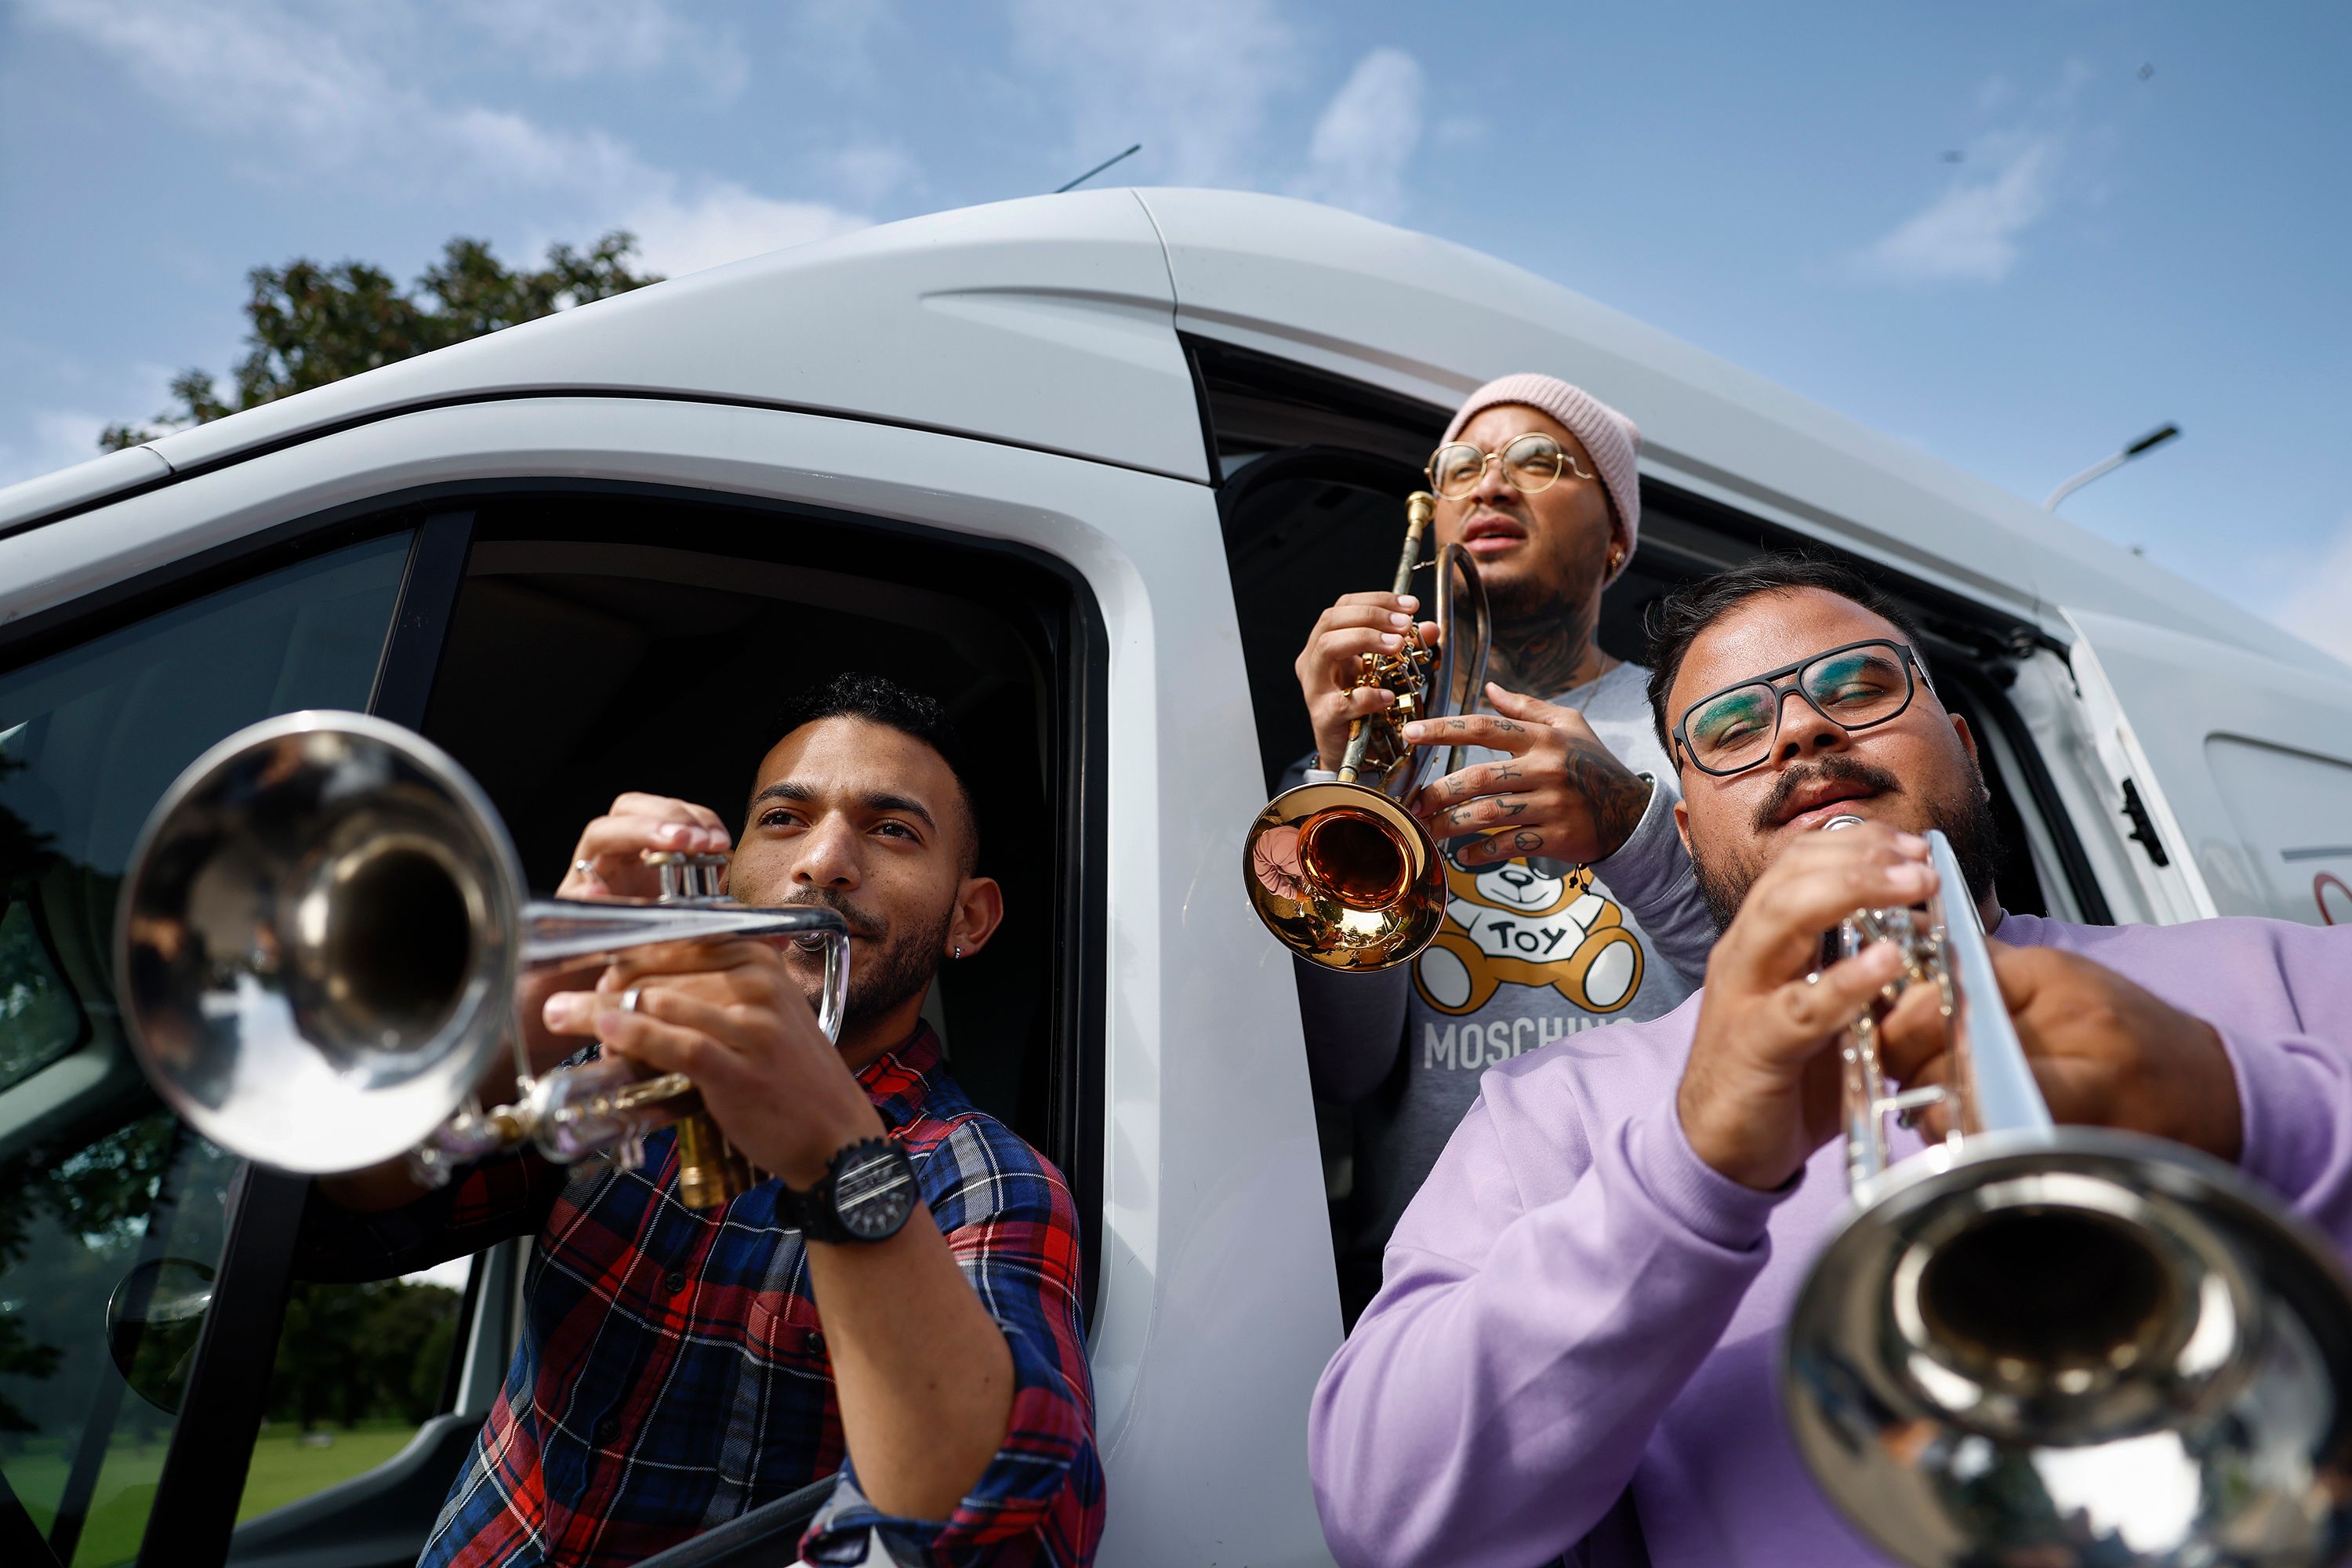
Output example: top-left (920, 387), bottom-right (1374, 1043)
top-left (815, 141), bottom-right (922, 207)
top-left (1857, 135), bottom-right (2056, 284)
top-left (2277, 517), bottom-right (2352, 670)
top-left (1010, 0), bottom-right (1298, 187)
top-left (20, 0), bottom-right (868, 278)
top-left (459, 0), bottom-right (739, 91)
top-left (786, 0), bottom-right (896, 93)
top-left (625, 183), bottom-right (869, 278)
top-left (1296, 48), bottom-right (1424, 222)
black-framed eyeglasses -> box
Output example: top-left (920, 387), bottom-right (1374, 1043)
top-left (1424, 433), bottom-right (1596, 500)
top-left (1671, 639), bottom-right (1933, 777)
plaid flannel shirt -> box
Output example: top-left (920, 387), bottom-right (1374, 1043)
top-left (295, 1025), bottom-right (1103, 1567)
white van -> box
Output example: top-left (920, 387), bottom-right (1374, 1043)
top-left (2, 188), bottom-right (2347, 1568)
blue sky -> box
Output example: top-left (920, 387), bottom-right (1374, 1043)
top-left (3, 1), bottom-right (2346, 658)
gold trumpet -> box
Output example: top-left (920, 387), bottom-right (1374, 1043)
top-left (1784, 817), bottom-right (2352, 1565)
top-left (1243, 492), bottom-right (1489, 971)
top-left (113, 712), bottom-right (850, 1210)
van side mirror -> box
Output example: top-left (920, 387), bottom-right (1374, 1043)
top-left (105, 1256), bottom-right (216, 1413)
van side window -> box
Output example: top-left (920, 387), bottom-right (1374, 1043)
top-left (0, 531), bottom-right (411, 1566)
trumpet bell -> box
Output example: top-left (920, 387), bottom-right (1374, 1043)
top-left (115, 712), bottom-right (524, 1174)
top-left (1244, 782), bottom-right (1446, 971)
top-left (1786, 1126), bottom-right (2352, 1566)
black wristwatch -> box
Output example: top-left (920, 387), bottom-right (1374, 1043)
top-left (786, 1137), bottom-right (917, 1244)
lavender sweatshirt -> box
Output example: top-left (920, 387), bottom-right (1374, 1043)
top-left (1309, 913), bottom-right (2352, 1568)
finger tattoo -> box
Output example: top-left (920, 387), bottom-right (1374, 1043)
top-left (1509, 829), bottom-right (1544, 852)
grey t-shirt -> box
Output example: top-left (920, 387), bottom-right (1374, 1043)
top-left (1290, 661), bottom-right (1715, 1292)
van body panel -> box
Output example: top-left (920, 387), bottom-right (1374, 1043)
top-left (2066, 606), bottom-right (2352, 927)
top-left (0, 397), bottom-right (1342, 1566)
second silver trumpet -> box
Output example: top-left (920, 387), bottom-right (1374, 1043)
top-left (1783, 815), bottom-right (2352, 1567)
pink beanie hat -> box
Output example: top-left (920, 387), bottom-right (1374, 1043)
top-left (1442, 372), bottom-right (1642, 583)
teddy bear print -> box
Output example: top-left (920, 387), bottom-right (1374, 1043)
top-left (1411, 845), bottom-right (1645, 1018)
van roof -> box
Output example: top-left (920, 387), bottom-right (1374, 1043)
top-left (2, 187), bottom-right (2311, 664)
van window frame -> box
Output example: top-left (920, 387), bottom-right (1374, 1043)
top-left (1186, 334), bottom-right (2114, 927)
top-left (3, 471), bottom-right (1109, 1567)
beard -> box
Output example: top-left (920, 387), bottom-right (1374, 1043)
top-left (1478, 509), bottom-right (1611, 625)
top-left (1688, 753), bottom-right (2007, 935)
top-left (777, 886), bottom-right (951, 1030)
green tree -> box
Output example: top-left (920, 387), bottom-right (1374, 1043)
top-left (100, 231), bottom-right (660, 450)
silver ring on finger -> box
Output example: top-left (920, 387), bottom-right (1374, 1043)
top-left (572, 858), bottom-right (597, 879)
top-left (1804, 971), bottom-right (1822, 987)
top-left (620, 986), bottom-right (641, 1014)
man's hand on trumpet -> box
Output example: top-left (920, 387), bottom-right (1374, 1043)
top-left (1293, 590), bottom-right (1441, 771)
top-left (1676, 822), bottom-right (1933, 1191)
top-left (1873, 940), bottom-right (2243, 1161)
top-left (538, 939), bottom-right (882, 1189)
top-left (1403, 681), bottom-right (1653, 867)
top-left (560, 791), bottom-right (733, 900)
top-left (512, 792), bottom-right (739, 1086)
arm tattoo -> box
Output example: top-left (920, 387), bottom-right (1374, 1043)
top-left (1563, 737), bottom-right (1650, 853)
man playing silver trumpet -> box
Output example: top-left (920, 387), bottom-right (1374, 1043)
top-left (296, 674), bottom-right (1104, 1568)
top-left (1308, 557), bottom-right (2352, 1568)
top-left (1287, 374), bottom-right (1717, 1312)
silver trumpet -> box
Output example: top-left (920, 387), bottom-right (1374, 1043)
top-left (114, 711), bottom-right (849, 1208)
top-left (1783, 815), bottom-right (2352, 1566)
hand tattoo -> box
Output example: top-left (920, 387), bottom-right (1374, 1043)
top-left (1509, 830), bottom-right (1544, 853)
top-left (1563, 738), bottom-right (1649, 855)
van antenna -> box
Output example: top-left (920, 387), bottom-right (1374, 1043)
top-left (1055, 143), bottom-right (1142, 194)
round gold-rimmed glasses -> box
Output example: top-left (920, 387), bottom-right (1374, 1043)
top-left (1425, 433), bottom-right (1597, 500)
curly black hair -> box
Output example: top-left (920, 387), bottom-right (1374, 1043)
top-left (769, 673), bottom-right (982, 873)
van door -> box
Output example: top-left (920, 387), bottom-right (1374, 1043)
top-left (2061, 608), bottom-right (2352, 927)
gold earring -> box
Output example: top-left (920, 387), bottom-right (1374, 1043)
top-left (1608, 546), bottom-right (1624, 573)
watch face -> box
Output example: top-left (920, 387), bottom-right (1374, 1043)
top-left (833, 1145), bottom-right (916, 1241)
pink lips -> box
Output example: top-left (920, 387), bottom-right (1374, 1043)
top-left (1460, 513), bottom-right (1526, 555)
top-left (1777, 782), bottom-right (1879, 832)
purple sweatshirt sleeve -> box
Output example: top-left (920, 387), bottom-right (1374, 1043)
top-left (2205, 922), bottom-right (2352, 1238)
top-left (1308, 1091), bottom-right (1788, 1568)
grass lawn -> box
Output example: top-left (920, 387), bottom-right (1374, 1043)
top-left (10, 1419), bottom-right (422, 1566)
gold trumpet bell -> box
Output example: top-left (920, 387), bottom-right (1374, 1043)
top-left (1244, 782), bottom-right (1446, 971)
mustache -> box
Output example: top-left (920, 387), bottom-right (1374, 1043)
top-left (1753, 754), bottom-right (1903, 833)
top-left (776, 887), bottom-right (887, 940)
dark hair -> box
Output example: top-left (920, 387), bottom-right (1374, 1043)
top-left (769, 672), bottom-right (983, 873)
top-left (1643, 554), bottom-right (1932, 757)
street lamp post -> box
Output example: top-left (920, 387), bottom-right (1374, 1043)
top-left (2043, 423), bottom-right (2181, 511)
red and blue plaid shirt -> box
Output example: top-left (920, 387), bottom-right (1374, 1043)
top-left (296, 1025), bottom-right (1102, 1566)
